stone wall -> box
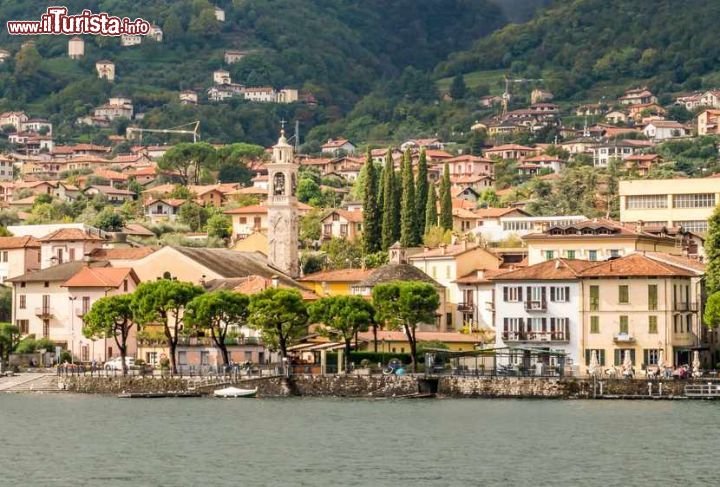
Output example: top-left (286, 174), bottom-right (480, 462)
top-left (60, 374), bottom-right (703, 399)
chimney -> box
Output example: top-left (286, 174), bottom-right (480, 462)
top-left (555, 259), bottom-right (562, 269)
top-left (462, 240), bottom-right (468, 251)
top-left (440, 244), bottom-right (447, 256)
top-left (635, 220), bottom-right (644, 234)
top-left (476, 269), bottom-right (485, 279)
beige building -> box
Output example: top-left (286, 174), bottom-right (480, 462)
top-left (697, 109), bottom-right (720, 135)
top-left (320, 209), bottom-right (363, 241)
top-left (523, 219), bottom-right (683, 265)
top-left (620, 177), bottom-right (720, 234)
top-left (409, 242), bottom-right (502, 329)
top-left (0, 236), bottom-right (40, 284)
top-left (578, 254), bottom-right (705, 372)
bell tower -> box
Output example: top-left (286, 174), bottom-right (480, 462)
top-left (267, 124), bottom-right (299, 278)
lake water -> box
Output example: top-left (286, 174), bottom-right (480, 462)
top-left (0, 395), bottom-right (719, 486)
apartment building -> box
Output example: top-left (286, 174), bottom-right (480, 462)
top-left (619, 177), bottom-right (720, 234)
top-left (523, 219), bottom-right (683, 265)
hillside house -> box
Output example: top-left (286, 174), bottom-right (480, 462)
top-left (321, 139), bottom-right (356, 156)
top-left (144, 198), bottom-right (185, 223)
top-left (320, 210), bottom-right (363, 241)
top-left (95, 60), bottom-right (115, 81)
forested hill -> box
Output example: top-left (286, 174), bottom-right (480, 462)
top-left (436, 0), bottom-right (720, 101)
top-left (0, 0), bottom-right (507, 146)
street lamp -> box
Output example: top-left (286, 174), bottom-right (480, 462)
top-left (68, 296), bottom-right (77, 364)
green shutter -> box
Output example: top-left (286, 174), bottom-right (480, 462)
top-left (619, 315), bottom-right (629, 334)
top-left (590, 316), bottom-right (599, 334)
top-left (648, 315), bottom-right (658, 334)
top-left (590, 286), bottom-right (599, 311)
top-left (648, 285), bottom-right (658, 311)
top-left (619, 285), bottom-right (629, 304)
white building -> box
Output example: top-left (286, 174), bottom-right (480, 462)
top-left (643, 121), bottom-right (690, 141)
top-left (120, 34), bottom-right (143, 46)
top-left (38, 228), bottom-right (106, 269)
top-left (9, 262), bottom-right (138, 362)
top-left (179, 90), bottom-right (198, 105)
top-left (472, 211), bottom-right (586, 244)
top-left (68, 36), bottom-right (84, 59)
top-left (95, 60), bottom-right (115, 81)
top-left (0, 236), bottom-right (40, 284)
top-left (224, 50), bottom-right (247, 64)
top-left (213, 69), bottom-right (231, 85)
top-left (214, 6), bottom-right (225, 21)
top-left (242, 87), bottom-right (277, 103)
top-left (491, 259), bottom-right (592, 372)
top-left (143, 198), bottom-right (184, 223)
top-left (148, 24), bottom-right (163, 42)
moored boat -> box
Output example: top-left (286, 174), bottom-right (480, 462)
top-left (213, 386), bottom-right (258, 398)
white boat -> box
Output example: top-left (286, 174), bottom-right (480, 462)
top-left (213, 386), bottom-right (258, 398)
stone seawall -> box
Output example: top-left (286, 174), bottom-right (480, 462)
top-left (61, 374), bottom-right (699, 399)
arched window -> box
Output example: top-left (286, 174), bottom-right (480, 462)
top-left (273, 172), bottom-right (286, 196)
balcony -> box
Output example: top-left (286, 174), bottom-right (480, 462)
top-left (674, 302), bottom-right (699, 312)
top-left (502, 328), bottom-right (570, 343)
top-left (34, 307), bottom-right (54, 318)
top-left (524, 299), bottom-right (547, 312)
top-left (613, 333), bottom-right (636, 343)
top-left (75, 307), bottom-right (89, 318)
top-left (457, 302), bottom-right (475, 312)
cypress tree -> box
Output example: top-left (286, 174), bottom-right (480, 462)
top-left (706, 204), bottom-right (720, 294)
top-left (439, 161), bottom-right (453, 231)
top-left (381, 149), bottom-right (396, 250)
top-left (392, 169), bottom-right (402, 244)
top-left (362, 150), bottom-right (381, 254)
top-left (400, 149), bottom-right (418, 247)
top-left (415, 148), bottom-right (429, 237)
top-left (425, 184), bottom-right (438, 231)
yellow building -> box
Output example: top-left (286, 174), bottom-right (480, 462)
top-left (619, 177), bottom-right (720, 234)
top-left (523, 218), bottom-right (683, 265)
top-left (298, 268), bottom-right (373, 297)
top-left (357, 331), bottom-right (483, 353)
top-left (578, 254), bottom-right (704, 371)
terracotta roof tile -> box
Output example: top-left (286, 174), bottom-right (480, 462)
top-left (63, 267), bottom-right (136, 288)
top-left (299, 268), bottom-right (373, 282)
top-left (38, 228), bottom-right (105, 242)
top-left (577, 253), bottom-right (695, 278)
top-left (491, 259), bottom-right (598, 281)
top-left (0, 236), bottom-right (40, 249)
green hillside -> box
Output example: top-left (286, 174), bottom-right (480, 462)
top-left (0, 0), bottom-right (506, 146)
top-left (436, 0), bottom-right (720, 101)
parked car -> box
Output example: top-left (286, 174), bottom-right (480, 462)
top-left (104, 357), bottom-right (135, 371)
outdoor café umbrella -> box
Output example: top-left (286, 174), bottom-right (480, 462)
top-left (588, 350), bottom-right (599, 377)
top-left (622, 350), bottom-right (633, 376)
top-left (657, 349), bottom-right (664, 370)
top-left (692, 350), bottom-right (701, 377)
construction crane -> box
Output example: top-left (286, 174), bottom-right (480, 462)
top-left (126, 121), bottom-right (201, 143)
top-left (502, 77), bottom-right (545, 115)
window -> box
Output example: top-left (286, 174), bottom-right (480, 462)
top-left (551, 286), bottom-right (570, 302)
top-left (42, 320), bottom-right (49, 339)
top-left (16, 319), bottom-right (29, 334)
top-left (504, 286), bottom-right (522, 302)
top-left (673, 220), bottom-right (708, 233)
top-left (645, 284), bottom-right (658, 311)
top-left (323, 224), bottom-right (332, 236)
top-left (332, 213), bottom-right (340, 222)
top-left (588, 250), bottom-right (598, 261)
top-left (239, 217), bottom-right (247, 224)
top-left (69, 248), bottom-right (75, 261)
top-left (565, 250), bottom-right (575, 259)
top-left (619, 315), bottom-right (629, 334)
top-left (614, 349), bottom-right (636, 366)
top-left (544, 250), bottom-right (554, 260)
top-left (590, 316), bottom-right (600, 334)
top-left (200, 351), bottom-right (209, 366)
top-left (0, 251), bottom-right (7, 262)
top-left (585, 349), bottom-right (606, 366)
top-left (339, 224), bottom-right (348, 237)
top-left (649, 315), bottom-right (658, 334)
top-left (609, 249), bottom-right (620, 258)
top-left (619, 285), bottom-right (629, 304)
top-left (19, 295), bottom-right (26, 309)
top-left (672, 193), bottom-right (715, 208)
top-left (625, 194), bottom-right (668, 209)
top-left (244, 351), bottom-right (253, 362)
top-left (178, 351), bottom-right (188, 366)
top-left (589, 286), bottom-right (599, 311)
top-left (643, 349), bottom-right (660, 367)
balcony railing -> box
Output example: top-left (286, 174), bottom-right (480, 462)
top-left (457, 302), bottom-right (475, 312)
top-left (502, 328), bottom-right (569, 343)
top-left (35, 307), bottom-right (54, 318)
top-left (613, 332), bottom-right (636, 343)
top-left (674, 302), bottom-right (699, 312)
top-left (524, 299), bottom-right (547, 312)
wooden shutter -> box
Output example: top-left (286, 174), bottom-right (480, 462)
top-left (503, 318), bottom-right (508, 333)
top-left (542, 318), bottom-right (547, 332)
top-left (518, 287), bottom-right (523, 301)
top-left (541, 287), bottom-right (547, 304)
top-left (503, 286), bottom-right (508, 302)
top-left (585, 349), bottom-right (591, 366)
top-left (614, 349), bottom-right (621, 366)
top-left (565, 286), bottom-right (570, 302)
top-left (550, 287), bottom-right (555, 302)
top-left (599, 350), bottom-right (605, 366)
